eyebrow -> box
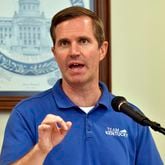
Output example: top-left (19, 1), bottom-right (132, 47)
top-left (56, 35), bottom-right (92, 44)
top-left (78, 36), bottom-right (91, 40)
top-left (57, 38), bottom-right (70, 44)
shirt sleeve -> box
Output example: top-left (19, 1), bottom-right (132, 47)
top-left (0, 108), bottom-right (36, 165)
top-left (135, 125), bottom-right (163, 165)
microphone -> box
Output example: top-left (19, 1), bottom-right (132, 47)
top-left (111, 96), bottom-right (165, 135)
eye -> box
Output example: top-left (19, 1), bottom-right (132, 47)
top-left (79, 38), bottom-right (89, 45)
top-left (58, 39), bottom-right (69, 47)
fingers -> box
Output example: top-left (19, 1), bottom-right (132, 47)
top-left (41, 114), bottom-right (72, 133)
top-left (66, 121), bottom-right (72, 129)
top-left (60, 121), bottom-right (72, 135)
top-left (37, 114), bottom-right (72, 153)
top-left (38, 123), bottom-right (51, 130)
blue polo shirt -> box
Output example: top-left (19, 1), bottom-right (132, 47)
top-left (0, 79), bottom-right (163, 165)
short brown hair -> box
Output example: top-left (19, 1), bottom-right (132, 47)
top-left (50, 6), bottom-right (105, 48)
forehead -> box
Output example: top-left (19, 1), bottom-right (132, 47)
top-left (54, 16), bottom-right (94, 38)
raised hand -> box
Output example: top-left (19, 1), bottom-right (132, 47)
top-left (37, 114), bottom-right (72, 154)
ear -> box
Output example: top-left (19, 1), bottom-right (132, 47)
top-left (99, 41), bottom-right (108, 61)
top-left (51, 47), bottom-right (56, 60)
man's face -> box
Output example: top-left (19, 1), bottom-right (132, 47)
top-left (52, 16), bottom-right (107, 86)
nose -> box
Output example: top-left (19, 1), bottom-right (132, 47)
top-left (69, 42), bottom-right (80, 57)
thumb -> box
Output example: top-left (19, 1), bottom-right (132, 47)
top-left (66, 121), bottom-right (72, 129)
top-left (60, 121), bottom-right (72, 135)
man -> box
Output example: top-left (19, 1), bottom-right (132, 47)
top-left (0, 6), bottom-right (163, 165)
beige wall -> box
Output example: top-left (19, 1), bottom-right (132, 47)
top-left (0, 113), bottom-right (9, 150)
top-left (111, 0), bottom-right (165, 162)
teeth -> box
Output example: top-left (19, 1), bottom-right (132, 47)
top-left (69, 63), bottom-right (84, 68)
top-left (72, 64), bottom-right (80, 68)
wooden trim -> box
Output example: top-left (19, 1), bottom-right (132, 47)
top-left (0, 96), bottom-right (27, 111)
top-left (94, 0), bottom-right (111, 91)
top-left (0, 0), bottom-right (111, 112)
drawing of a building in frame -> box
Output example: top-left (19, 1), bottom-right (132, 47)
top-left (0, 0), bottom-right (51, 56)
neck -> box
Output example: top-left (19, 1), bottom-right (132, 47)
top-left (62, 80), bottom-right (101, 107)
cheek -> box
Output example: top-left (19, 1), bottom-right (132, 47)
top-left (87, 55), bottom-right (100, 70)
top-left (54, 49), bottom-right (65, 63)
top-left (87, 49), bottom-right (101, 62)
top-left (54, 54), bottom-right (65, 69)
top-left (56, 57), bottom-right (65, 68)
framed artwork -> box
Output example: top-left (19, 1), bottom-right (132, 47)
top-left (0, 0), bottom-right (111, 111)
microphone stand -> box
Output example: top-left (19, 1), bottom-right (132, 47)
top-left (143, 118), bottom-right (165, 135)
top-left (121, 103), bottom-right (165, 135)
top-left (111, 96), bottom-right (165, 135)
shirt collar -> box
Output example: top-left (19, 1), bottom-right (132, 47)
top-left (97, 81), bottom-right (113, 110)
top-left (52, 79), bottom-right (76, 109)
top-left (52, 79), bottom-right (113, 110)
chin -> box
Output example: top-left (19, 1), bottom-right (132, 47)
top-left (71, 79), bottom-right (84, 84)
top-left (67, 77), bottom-right (86, 85)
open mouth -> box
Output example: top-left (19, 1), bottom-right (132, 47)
top-left (69, 63), bottom-right (85, 69)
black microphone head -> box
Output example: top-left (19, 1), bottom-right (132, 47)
top-left (111, 96), bottom-right (127, 112)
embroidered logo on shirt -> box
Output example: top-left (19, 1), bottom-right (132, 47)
top-left (105, 127), bottom-right (128, 138)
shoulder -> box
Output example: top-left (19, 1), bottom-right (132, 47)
top-left (15, 88), bottom-right (53, 110)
